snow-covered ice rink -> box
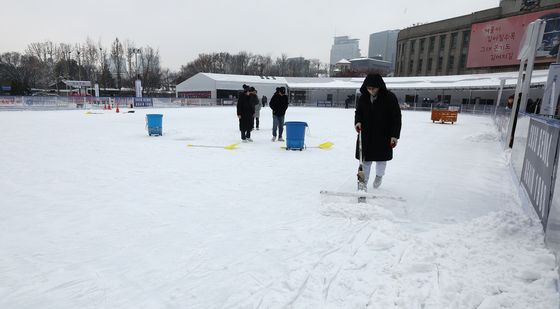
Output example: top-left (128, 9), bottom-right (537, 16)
top-left (0, 107), bottom-right (558, 308)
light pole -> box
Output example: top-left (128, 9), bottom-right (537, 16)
top-left (76, 48), bottom-right (81, 81)
top-left (130, 48), bottom-right (141, 79)
top-left (99, 47), bottom-right (104, 89)
top-left (64, 49), bottom-right (71, 79)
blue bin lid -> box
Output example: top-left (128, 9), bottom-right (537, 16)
top-left (284, 121), bottom-right (308, 126)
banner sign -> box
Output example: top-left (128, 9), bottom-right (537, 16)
top-left (24, 97), bottom-right (59, 106)
top-left (521, 117), bottom-right (560, 229)
top-left (134, 97), bottom-right (153, 107)
top-left (0, 96), bottom-right (23, 106)
top-left (63, 80), bottom-right (91, 88)
top-left (467, 8), bottom-right (560, 68)
top-left (177, 91), bottom-right (211, 99)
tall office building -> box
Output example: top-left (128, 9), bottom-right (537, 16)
top-left (330, 36), bottom-right (361, 66)
top-left (368, 30), bottom-right (400, 70)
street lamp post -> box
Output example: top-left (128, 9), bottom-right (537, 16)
top-left (76, 49), bottom-right (81, 82)
top-left (99, 47), bottom-right (104, 89)
top-left (130, 48), bottom-right (141, 79)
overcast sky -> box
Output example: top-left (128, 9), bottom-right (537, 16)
top-left (1, 0), bottom-right (498, 71)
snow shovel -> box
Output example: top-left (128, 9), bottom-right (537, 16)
top-left (282, 141), bottom-right (334, 150)
top-left (187, 143), bottom-right (239, 150)
top-left (309, 141), bottom-right (334, 150)
top-left (357, 132), bottom-right (367, 202)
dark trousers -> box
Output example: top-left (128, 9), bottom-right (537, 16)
top-left (241, 130), bottom-right (251, 140)
top-left (255, 117), bottom-right (259, 129)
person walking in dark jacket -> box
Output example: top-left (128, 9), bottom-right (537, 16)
top-left (237, 85), bottom-right (255, 142)
top-left (250, 87), bottom-right (261, 130)
top-left (355, 74), bottom-right (402, 189)
top-left (269, 87), bottom-right (289, 141)
top-left (261, 95), bottom-right (267, 107)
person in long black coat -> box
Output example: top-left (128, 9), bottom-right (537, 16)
top-left (237, 85), bottom-right (255, 142)
top-left (354, 74), bottom-right (401, 189)
top-left (269, 87), bottom-right (289, 141)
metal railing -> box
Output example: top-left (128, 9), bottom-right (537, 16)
top-left (0, 96), bottom-right (238, 111)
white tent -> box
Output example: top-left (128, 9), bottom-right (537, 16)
top-left (176, 73), bottom-right (287, 100)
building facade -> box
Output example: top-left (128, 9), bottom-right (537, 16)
top-left (395, 0), bottom-right (560, 77)
top-left (330, 36), bottom-right (361, 67)
top-left (368, 30), bottom-right (400, 71)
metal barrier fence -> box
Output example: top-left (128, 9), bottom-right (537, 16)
top-left (0, 95), bottom-right (507, 115)
top-left (498, 111), bottom-right (560, 275)
top-left (0, 96), bottom-right (237, 111)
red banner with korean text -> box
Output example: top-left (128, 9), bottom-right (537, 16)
top-left (467, 8), bottom-right (560, 68)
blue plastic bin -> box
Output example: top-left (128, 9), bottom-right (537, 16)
top-left (146, 114), bottom-right (163, 136)
top-left (284, 121), bottom-right (308, 150)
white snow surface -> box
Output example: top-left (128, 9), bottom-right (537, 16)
top-left (0, 107), bottom-right (558, 308)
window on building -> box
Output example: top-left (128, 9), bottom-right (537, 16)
top-left (448, 56), bottom-right (455, 70)
top-left (460, 54), bottom-right (467, 68)
top-left (417, 59), bottom-right (423, 74)
top-left (428, 58), bottom-right (433, 71)
top-left (405, 95), bottom-right (418, 104)
top-left (420, 38), bottom-right (425, 53)
top-left (462, 30), bottom-right (470, 46)
top-left (439, 35), bottom-right (446, 51)
top-left (451, 33), bottom-right (458, 50)
top-left (437, 95), bottom-right (451, 104)
top-left (429, 37), bottom-right (435, 52)
top-left (409, 60), bottom-right (414, 72)
top-left (410, 40), bottom-right (415, 54)
top-left (437, 56), bottom-right (443, 70)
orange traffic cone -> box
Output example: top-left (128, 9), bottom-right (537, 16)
top-left (108, 103), bottom-right (112, 110)
top-left (103, 103), bottom-right (107, 110)
top-left (116, 103), bottom-right (120, 113)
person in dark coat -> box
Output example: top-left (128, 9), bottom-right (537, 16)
top-left (354, 74), bottom-right (401, 189)
top-left (237, 84), bottom-right (255, 142)
top-left (261, 95), bottom-right (267, 107)
top-left (269, 87), bottom-right (289, 141)
top-left (249, 87), bottom-right (261, 130)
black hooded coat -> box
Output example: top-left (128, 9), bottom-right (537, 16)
top-left (354, 74), bottom-right (402, 161)
top-left (237, 91), bottom-right (255, 131)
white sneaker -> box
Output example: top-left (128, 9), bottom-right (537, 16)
top-left (242, 139), bottom-right (248, 143)
top-left (271, 137), bottom-right (276, 142)
top-left (278, 137), bottom-right (285, 142)
top-left (373, 176), bottom-right (383, 189)
top-left (247, 138), bottom-right (253, 142)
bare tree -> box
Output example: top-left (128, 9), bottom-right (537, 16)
top-left (140, 46), bottom-right (162, 93)
top-left (111, 38), bottom-right (125, 89)
top-left (82, 38), bottom-right (99, 83)
top-left (0, 52), bottom-right (45, 94)
top-left (232, 52), bottom-right (251, 74)
top-left (277, 53), bottom-right (288, 76)
top-left (98, 47), bottom-right (114, 89)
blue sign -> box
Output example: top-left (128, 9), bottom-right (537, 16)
top-left (134, 97), bottom-right (153, 107)
top-left (1, 86), bottom-right (11, 91)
